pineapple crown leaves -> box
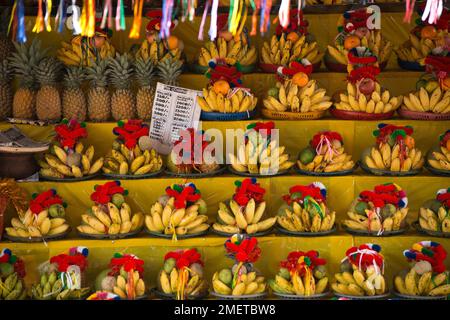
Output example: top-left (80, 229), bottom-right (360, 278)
top-left (35, 56), bottom-right (64, 86)
top-left (85, 58), bottom-right (110, 88)
top-left (134, 57), bottom-right (155, 87)
top-left (0, 59), bottom-right (12, 82)
top-left (108, 53), bottom-right (134, 90)
top-left (157, 58), bottom-right (183, 85)
top-left (63, 66), bottom-right (85, 88)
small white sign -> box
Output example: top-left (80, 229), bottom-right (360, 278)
top-left (149, 82), bottom-right (202, 155)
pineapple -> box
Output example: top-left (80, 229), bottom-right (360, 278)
top-left (0, 59), bottom-right (12, 119)
top-left (62, 66), bottom-right (87, 121)
top-left (109, 53), bottom-right (135, 120)
top-left (134, 57), bottom-right (155, 120)
top-left (35, 57), bottom-right (63, 121)
top-left (0, 8), bottom-right (14, 62)
top-left (9, 39), bottom-right (48, 119)
top-left (157, 58), bottom-right (183, 86)
top-left (85, 58), bottom-right (111, 121)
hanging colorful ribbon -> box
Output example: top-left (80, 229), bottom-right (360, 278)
top-left (32, 0), bottom-right (45, 33)
top-left (116, 0), bottom-right (126, 31)
top-left (198, 0), bottom-right (210, 40)
top-left (44, 0), bottom-right (52, 32)
top-left (7, 4), bottom-right (16, 37)
top-left (160, 0), bottom-right (174, 39)
top-left (55, 0), bottom-right (66, 33)
top-left (421, 0), bottom-right (443, 25)
top-left (129, 0), bottom-right (144, 39)
top-left (278, 0), bottom-right (290, 28)
top-left (250, 0), bottom-right (259, 35)
top-left (259, 0), bottom-right (271, 34)
top-left (16, 0), bottom-right (26, 42)
top-left (70, 0), bottom-right (82, 35)
top-left (100, 0), bottom-right (113, 30)
top-left (208, 0), bottom-right (219, 40)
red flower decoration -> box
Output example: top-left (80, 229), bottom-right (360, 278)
top-left (50, 254), bottom-right (88, 273)
top-left (225, 237), bottom-right (261, 263)
top-left (164, 249), bottom-right (204, 269)
top-left (165, 184), bottom-right (202, 209)
top-left (280, 250), bottom-right (326, 275)
top-left (346, 244), bottom-right (384, 272)
top-left (90, 181), bottom-right (125, 205)
top-left (29, 189), bottom-right (64, 215)
top-left (113, 120), bottom-right (149, 150)
top-left (54, 120), bottom-right (88, 150)
top-left (310, 131), bottom-right (343, 149)
top-left (233, 179), bottom-right (266, 206)
top-left (109, 254), bottom-right (144, 276)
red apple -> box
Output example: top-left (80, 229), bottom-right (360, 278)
top-left (93, 36), bottom-right (105, 48)
top-left (358, 78), bottom-right (375, 95)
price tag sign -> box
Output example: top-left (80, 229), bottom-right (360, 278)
top-left (149, 82), bottom-right (202, 155)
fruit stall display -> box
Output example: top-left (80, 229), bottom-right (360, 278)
top-left (0, 2), bottom-right (449, 301)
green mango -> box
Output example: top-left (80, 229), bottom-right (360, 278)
top-left (314, 265), bottom-right (327, 279)
top-left (278, 268), bottom-right (291, 280)
top-left (267, 87), bottom-right (279, 98)
top-left (49, 204), bottom-right (65, 218)
top-left (355, 202), bottom-right (369, 215)
top-left (298, 147), bottom-right (316, 165)
top-left (163, 258), bottom-right (177, 274)
top-left (0, 263), bottom-right (14, 277)
top-left (111, 194), bottom-right (125, 208)
top-left (218, 268), bottom-right (233, 286)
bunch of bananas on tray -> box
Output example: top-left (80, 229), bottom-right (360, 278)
top-left (261, 33), bottom-right (323, 66)
top-left (418, 189), bottom-right (450, 233)
top-left (0, 249), bottom-right (27, 300)
top-left (39, 120), bottom-right (104, 179)
top-left (395, 241), bottom-right (450, 297)
top-left (157, 248), bottom-right (209, 299)
top-left (95, 253), bottom-right (146, 299)
top-left (77, 181), bottom-right (144, 236)
top-left (297, 131), bottom-right (354, 173)
top-left (134, 35), bottom-right (183, 64)
top-left (229, 122), bottom-right (295, 175)
top-left (103, 120), bottom-right (163, 176)
top-left (145, 183), bottom-right (210, 237)
top-left (269, 251), bottom-right (329, 296)
top-left (332, 244), bottom-right (388, 297)
top-left (403, 87), bottom-right (450, 114)
top-left (213, 179), bottom-right (276, 235)
top-left (277, 183), bottom-right (336, 233)
top-left (363, 124), bottom-right (424, 172)
top-left (427, 131), bottom-right (450, 171)
top-left (57, 35), bottom-right (115, 66)
top-left (31, 247), bottom-right (90, 300)
top-left (5, 189), bottom-right (70, 239)
top-left (343, 183), bottom-right (409, 233)
top-left (212, 235), bottom-right (266, 297)
top-left (198, 38), bottom-right (257, 67)
top-left (263, 63), bottom-right (332, 113)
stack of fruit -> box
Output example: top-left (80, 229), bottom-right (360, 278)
top-left (399, 56), bottom-right (450, 119)
top-left (332, 244), bottom-right (388, 298)
top-left (77, 181), bottom-right (144, 238)
top-left (362, 124), bottom-right (424, 174)
top-left (395, 241), bottom-right (450, 298)
top-left (395, 5), bottom-right (449, 70)
top-left (326, 7), bottom-right (392, 71)
top-left (229, 122), bottom-right (295, 175)
top-left (427, 130), bottom-right (450, 173)
top-left (5, 189), bottom-right (70, 240)
top-left (39, 120), bottom-right (104, 180)
top-left (196, 15), bottom-right (257, 72)
top-left (212, 178), bottom-right (276, 235)
top-left (342, 183), bottom-right (409, 235)
top-left (196, 62), bottom-right (257, 119)
top-left (260, 12), bottom-right (323, 71)
top-left (296, 131), bottom-right (355, 174)
top-left (262, 61), bottom-right (332, 119)
top-left (166, 128), bottom-right (222, 176)
top-left (418, 188), bottom-right (450, 234)
top-left (277, 183), bottom-right (336, 234)
top-left (269, 250), bottom-right (329, 298)
top-left (0, 249), bottom-right (27, 300)
top-left (102, 120), bottom-right (163, 177)
top-left (95, 253), bottom-right (146, 299)
top-left (212, 235), bottom-right (267, 298)
top-left (157, 248), bottom-right (209, 299)
top-left (31, 247), bottom-right (91, 300)
top-left (145, 183), bottom-right (210, 238)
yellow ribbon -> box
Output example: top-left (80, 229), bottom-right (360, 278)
top-left (44, 0), bottom-right (52, 32)
top-left (32, 0), bottom-right (45, 33)
top-left (129, 0), bottom-right (144, 39)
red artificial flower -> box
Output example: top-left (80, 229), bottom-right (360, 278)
top-left (280, 250), bottom-right (326, 275)
top-left (29, 189), bottom-right (64, 214)
top-left (346, 244), bottom-right (383, 271)
top-left (233, 179), bottom-right (266, 206)
top-left (54, 120), bottom-right (88, 150)
top-left (50, 254), bottom-right (88, 273)
top-left (109, 254), bottom-right (144, 276)
top-left (113, 120), bottom-right (149, 150)
top-left (165, 185), bottom-right (201, 209)
top-left (225, 237), bottom-right (261, 263)
top-left (164, 249), bottom-right (204, 269)
top-left (310, 131), bottom-right (342, 149)
top-left (90, 181), bottom-right (124, 205)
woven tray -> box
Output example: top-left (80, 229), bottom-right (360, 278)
top-left (397, 108), bottom-right (450, 121)
top-left (102, 167), bottom-right (164, 180)
top-left (210, 291), bottom-right (267, 300)
top-left (342, 224), bottom-right (407, 237)
top-left (397, 58), bottom-right (425, 71)
top-left (359, 160), bottom-right (422, 176)
top-left (261, 108), bottom-right (326, 120)
top-left (165, 165), bottom-right (226, 178)
top-left (144, 228), bottom-right (209, 239)
top-left (191, 63), bottom-right (256, 74)
top-left (294, 163), bottom-right (357, 176)
top-left (4, 227), bottom-right (71, 243)
top-left (259, 61), bottom-right (322, 73)
top-left (200, 110), bottom-right (256, 121)
top-left (330, 107), bottom-right (394, 120)
top-left (211, 227), bottom-right (274, 237)
top-left (276, 226), bottom-right (337, 237)
top-left (273, 291), bottom-right (331, 300)
top-left (228, 165), bottom-right (291, 177)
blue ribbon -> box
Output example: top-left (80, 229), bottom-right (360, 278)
top-left (17, 0), bottom-right (26, 43)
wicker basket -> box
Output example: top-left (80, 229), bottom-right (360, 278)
top-left (330, 107), bottom-right (394, 120)
top-left (397, 108), bottom-right (450, 120)
top-left (262, 108), bottom-right (326, 120)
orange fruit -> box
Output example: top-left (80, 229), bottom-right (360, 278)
top-left (166, 35), bottom-right (179, 50)
top-left (344, 35), bottom-right (361, 50)
top-left (420, 26), bottom-right (437, 39)
top-left (405, 136), bottom-right (415, 149)
top-left (446, 139), bottom-right (450, 151)
top-left (286, 32), bottom-right (299, 43)
top-left (292, 72), bottom-right (309, 87)
top-left (442, 77), bottom-right (450, 90)
top-left (219, 31), bottom-right (233, 41)
top-left (213, 80), bottom-right (230, 95)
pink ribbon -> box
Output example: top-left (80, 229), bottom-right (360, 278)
top-left (198, 0), bottom-right (210, 40)
top-left (315, 135), bottom-right (335, 160)
top-left (101, 0), bottom-right (113, 29)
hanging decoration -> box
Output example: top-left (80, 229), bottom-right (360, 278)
top-left (405, 0), bottom-right (444, 24)
top-left (32, 0), bottom-right (45, 33)
top-left (160, 0), bottom-right (175, 39)
top-left (198, 0), bottom-right (210, 40)
top-left (55, 0), bottom-right (66, 33)
top-left (100, 0), bottom-right (113, 30)
top-left (44, 0), bottom-right (52, 32)
top-left (116, 0), bottom-right (126, 31)
top-left (80, 0), bottom-right (96, 37)
top-left (16, 0), bottom-right (26, 42)
top-left (129, 0), bottom-right (144, 39)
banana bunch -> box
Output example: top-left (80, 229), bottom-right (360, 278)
top-left (77, 192), bottom-right (144, 236)
top-left (402, 87), bottom-right (450, 114)
top-left (261, 34), bottom-right (323, 66)
top-left (135, 39), bottom-right (182, 64)
top-left (335, 82), bottom-right (402, 113)
top-left (264, 80), bottom-right (332, 113)
top-left (158, 252), bottom-right (208, 298)
top-left (332, 267), bottom-right (387, 296)
top-left (111, 269), bottom-right (146, 299)
top-left (197, 86), bottom-right (257, 113)
top-left (395, 269), bottom-right (450, 297)
top-left (198, 39), bottom-right (257, 66)
top-left (6, 207), bottom-right (69, 239)
top-left (418, 206), bottom-right (450, 233)
top-left (39, 143), bottom-right (104, 179)
top-left (213, 268), bottom-right (266, 296)
top-left (213, 199), bottom-right (276, 235)
top-left (229, 137), bottom-right (295, 175)
top-left (277, 201), bottom-right (336, 233)
top-left (395, 31), bottom-right (449, 63)
top-left (364, 144), bottom-right (424, 172)
top-left (269, 265), bottom-right (328, 296)
top-left (428, 144), bottom-right (450, 171)
top-left (57, 37), bottom-right (115, 66)
top-left (328, 30), bottom-right (392, 65)
top-left (145, 197), bottom-right (210, 236)
top-left (102, 142), bottom-right (163, 176)
top-left (0, 273), bottom-right (27, 300)
top-left (32, 271), bottom-right (90, 300)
